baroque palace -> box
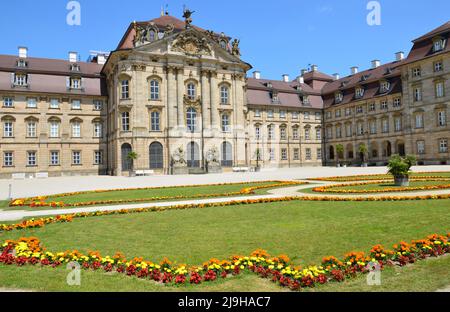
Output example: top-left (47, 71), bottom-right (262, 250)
top-left (0, 12), bottom-right (449, 178)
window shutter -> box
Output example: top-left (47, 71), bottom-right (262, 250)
top-left (10, 73), bottom-right (15, 86)
top-left (81, 78), bottom-right (86, 91)
top-left (66, 77), bottom-right (71, 90)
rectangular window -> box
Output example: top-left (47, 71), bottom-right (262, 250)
top-left (382, 119), bottom-right (389, 133)
top-left (268, 126), bottom-right (274, 140)
top-left (72, 122), bottom-right (81, 138)
top-left (439, 139), bottom-right (448, 153)
top-left (254, 109), bottom-right (261, 118)
top-left (27, 98), bottom-right (37, 108)
top-left (326, 111), bottom-right (332, 119)
top-left (292, 112), bottom-right (299, 119)
top-left (50, 122), bottom-right (59, 138)
top-left (415, 114), bottom-right (424, 129)
top-left (335, 110), bottom-right (341, 118)
top-left (280, 110), bottom-right (286, 119)
top-left (71, 100), bottom-right (81, 110)
top-left (3, 152), bottom-right (13, 167)
top-left (255, 126), bottom-right (261, 140)
top-left (27, 122), bottom-right (37, 138)
top-left (345, 108), bottom-right (352, 116)
top-left (94, 151), bottom-right (103, 165)
top-left (316, 128), bottom-right (322, 140)
top-left (280, 127), bottom-right (287, 140)
top-left (436, 82), bottom-right (445, 98)
top-left (94, 100), bottom-right (103, 111)
top-left (72, 151), bottom-right (81, 165)
top-left (70, 78), bottom-right (81, 89)
top-left (438, 111), bottom-right (446, 127)
top-left (304, 111), bottom-right (310, 119)
top-left (346, 124), bottom-right (352, 137)
top-left (121, 112), bottom-right (130, 131)
top-left (414, 87), bottom-right (422, 102)
top-left (358, 123), bottom-right (364, 135)
top-left (27, 151), bottom-right (37, 166)
top-left (305, 148), bottom-right (311, 160)
top-left (317, 148), bottom-right (322, 160)
top-left (369, 103), bottom-right (376, 112)
top-left (94, 122), bottom-right (103, 138)
top-left (336, 126), bottom-right (342, 138)
top-left (281, 148), bottom-right (287, 160)
top-left (394, 117), bottom-right (402, 132)
top-left (327, 127), bottom-right (333, 139)
top-left (50, 151), bottom-right (60, 166)
top-left (3, 121), bottom-right (13, 137)
top-left (412, 67), bottom-right (421, 77)
top-left (292, 128), bottom-right (299, 140)
top-left (417, 141), bottom-right (425, 155)
top-left (356, 106), bottom-right (363, 114)
top-left (151, 112), bottom-right (161, 131)
top-left (315, 112), bottom-right (321, 120)
top-left (3, 97), bottom-right (13, 107)
top-left (50, 98), bottom-right (60, 109)
top-left (381, 101), bottom-right (388, 110)
top-left (393, 98), bottom-right (401, 107)
top-left (305, 128), bottom-right (310, 140)
top-left (121, 80), bottom-right (129, 99)
top-left (269, 148), bottom-right (275, 161)
top-left (434, 61), bottom-right (443, 72)
top-left (14, 74), bottom-right (27, 86)
top-left (370, 121), bottom-right (377, 134)
top-left (267, 110), bottom-right (274, 118)
top-left (293, 149), bottom-right (299, 160)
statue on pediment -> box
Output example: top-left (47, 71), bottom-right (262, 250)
top-left (231, 39), bottom-right (241, 57)
top-left (183, 9), bottom-right (195, 29)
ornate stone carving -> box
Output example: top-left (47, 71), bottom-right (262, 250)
top-left (172, 32), bottom-right (212, 56)
top-left (172, 146), bottom-right (186, 166)
top-left (182, 9), bottom-right (195, 29)
top-left (183, 94), bottom-right (202, 108)
top-left (231, 39), bottom-right (241, 57)
top-left (133, 22), bottom-right (175, 47)
top-left (206, 146), bottom-right (220, 164)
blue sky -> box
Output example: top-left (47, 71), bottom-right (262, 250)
top-left (1, 0), bottom-right (449, 80)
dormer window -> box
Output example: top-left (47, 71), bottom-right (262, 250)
top-left (17, 59), bottom-right (27, 68)
top-left (13, 73), bottom-right (28, 86)
top-left (70, 64), bottom-right (80, 72)
top-left (360, 75), bottom-right (370, 82)
top-left (70, 77), bottom-right (82, 89)
top-left (266, 82), bottom-right (273, 88)
top-left (270, 92), bottom-right (279, 103)
top-left (219, 40), bottom-right (227, 49)
top-left (335, 92), bottom-right (343, 103)
top-left (302, 95), bottom-right (310, 106)
top-left (433, 38), bottom-right (446, 52)
top-left (380, 80), bottom-right (390, 93)
top-left (355, 87), bottom-right (365, 98)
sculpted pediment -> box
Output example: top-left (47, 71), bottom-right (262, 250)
top-left (171, 31), bottom-right (212, 56)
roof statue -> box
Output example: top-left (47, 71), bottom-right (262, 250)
top-left (183, 8), bottom-right (195, 29)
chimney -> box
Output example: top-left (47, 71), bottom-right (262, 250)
top-left (395, 51), bottom-right (404, 61)
top-left (333, 73), bottom-right (340, 80)
top-left (371, 60), bottom-right (381, 69)
top-left (252, 71), bottom-right (261, 79)
top-left (350, 66), bottom-right (359, 75)
top-left (297, 76), bottom-right (304, 84)
top-left (311, 65), bottom-right (318, 72)
top-left (282, 74), bottom-right (289, 82)
top-left (69, 52), bottom-right (78, 63)
top-left (18, 47), bottom-right (28, 58)
top-left (97, 54), bottom-right (107, 65)
top-left (301, 69), bottom-right (308, 76)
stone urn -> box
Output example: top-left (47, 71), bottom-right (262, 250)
top-left (394, 175), bottom-right (410, 187)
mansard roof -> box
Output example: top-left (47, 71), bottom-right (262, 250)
top-left (247, 77), bottom-right (324, 109)
top-left (412, 21), bottom-right (450, 43)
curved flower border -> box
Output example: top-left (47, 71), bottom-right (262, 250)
top-left (3, 194), bottom-right (450, 233)
top-left (1, 233), bottom-right (449, 291)
top-left (9, 181), bottom-right (304, 208)
top-left (313, 178), bottom-right (450, 194)
top-left (308, 172), bottom-right (450, 182)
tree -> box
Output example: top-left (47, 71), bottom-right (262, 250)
top-left (336, 144), bottom-right (344, 166)
top-left (127, 151), bottom-right (138, 176)
top-left (358, 144), bottom-right (368, 164)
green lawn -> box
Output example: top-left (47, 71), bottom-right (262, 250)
top-left (316, 180), bottom-right (450, 194)
top-left (4, 181), bottom-right (287, 211)
top-left (1, 199), bottom-right (449, 292)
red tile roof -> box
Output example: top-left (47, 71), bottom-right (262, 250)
top-left (412, 21), bottom-right (450, 43)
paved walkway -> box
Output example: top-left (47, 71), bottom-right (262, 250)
top-left (2, 177), bottom-right (450, 222)
top-left (2, 166), bottom-right (449, 200)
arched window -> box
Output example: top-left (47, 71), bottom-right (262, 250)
top-left (121, 143), bottom-right (133, 171)
top-left (221, 142), bottom-right (233, 167)
top-left (150, 79), bottom-right (160, 100)
top-left (220, 85), bottom-right (229, 104)
top-left (149, 142), bottom-right (163, 169)
top-left (187, 83), bottom-right (196, 100)
top-left (25, 117), bottom-right (38, 138)
top-left (149, 30), bottom-right (156, 42)
top-left (93, 119), bottom-right (103, 138)
top-left (187, 142), bottom-right (200, 168)
top-left (71, 119), bottom-right (82, 138)
top-left (221, 114), bottom-right (230, 132)
top-left (187, 108), bottom-right (197, 132)
top-left (150, 111), bottom-right (160, 131)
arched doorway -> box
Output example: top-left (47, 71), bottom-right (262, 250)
top-left (221, 142), bottom-right (233, 167)
top-left (329, 146), bottom-right (335, 160)
top-left (396, 140), bottom-right (406, 156)
top-left (149, 142), bottom-right (163, 169)
top-left (346, 144), bottom-right (354, 159)
top-left (121, 143), bottom-right (132, 171)
top-left (187, 142), bottom-right (200, 168)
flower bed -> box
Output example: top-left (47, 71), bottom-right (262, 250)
top-left (308, 172), bottom-right (450, 182)
top-left (9, 181), bottom-right (304, 208)
top-left (1, 233), bottom-right (449, 291)
top-left (313, 178), bottom-right (450, 194)
top-left (3, 194), bottom-right (450, 234)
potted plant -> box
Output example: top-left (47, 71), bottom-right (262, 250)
top-left (127, 151), bottom-right (138, 177)
top-left (359, 144), bottom-right (368, 167)
top-left (336, 144), bottom-right (344, 167)
top-left (387, 154), bottom-right (417, 186)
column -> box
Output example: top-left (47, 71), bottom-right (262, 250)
top-left (166, 67), bottom-right (177, 130)
top-left (210, 71), bottom-right (218, 130)
top-left (176, 68), bottom-right (185, 130)
top-left (201, 70), bottom-right (211, 132)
